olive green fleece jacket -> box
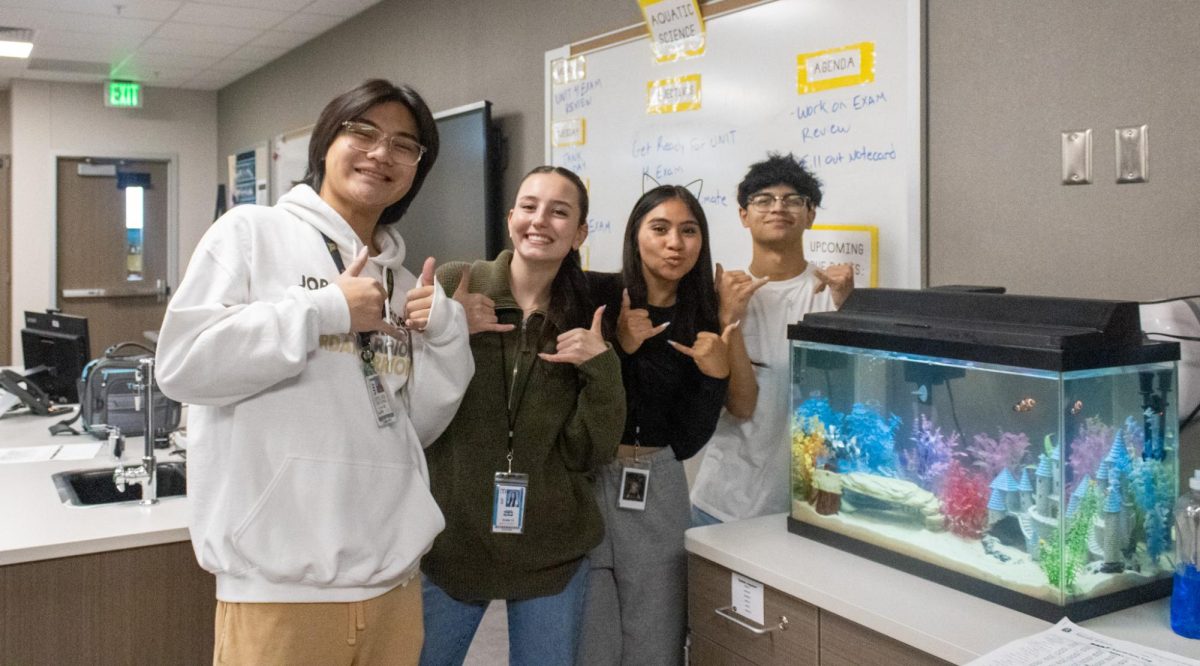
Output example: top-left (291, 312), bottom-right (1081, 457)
top-left (421, 251), bottom-right (625, 601)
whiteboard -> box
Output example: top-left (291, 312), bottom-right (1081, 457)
top-left (545, 0), bottom-right (922, 287)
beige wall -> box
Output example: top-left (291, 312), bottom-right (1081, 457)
top-left (217, 0), bottom-right (640, 217)
top-left (8, 80), bottom-right (216, 362)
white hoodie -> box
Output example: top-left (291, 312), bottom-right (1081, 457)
top-left (156, 184), bottom-right (473, 603)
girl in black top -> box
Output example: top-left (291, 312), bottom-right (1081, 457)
top-left (578, 185), bottom-right (734, 665)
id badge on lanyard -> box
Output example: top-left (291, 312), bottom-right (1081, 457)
top-left (360, 348), bottom-right (397, 427)
top-left (493, 471), bottom-right (529, 534)
top-left (619, 454), bottom-right (651, 512)
top-left (319, 232), bottom-right (398, 429)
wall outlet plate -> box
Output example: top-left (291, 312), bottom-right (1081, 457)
top-left (1115, 125), bottom-right (1148, 183)
top-left (1061, 129), bottom-right (1092, 185)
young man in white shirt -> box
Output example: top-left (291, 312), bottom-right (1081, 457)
top-left (690, 153), bottom-right (854, 524)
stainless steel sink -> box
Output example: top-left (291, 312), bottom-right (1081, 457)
top-left (51, 462), bottom-right (186, 507)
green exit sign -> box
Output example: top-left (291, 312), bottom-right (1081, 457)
top-left (105, 81), bottom-right (142, 108)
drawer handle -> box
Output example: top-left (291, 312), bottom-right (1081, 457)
top-left (714, 606), bottom-right (789, 634)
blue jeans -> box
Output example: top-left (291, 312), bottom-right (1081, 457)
top-left (419, 559), bottom-right (589, 666)
top-left (690, 504), bottom-right (724, 527)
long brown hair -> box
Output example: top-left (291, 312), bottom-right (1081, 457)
top-left (516, 166), bottom-right (592, 331)
top-left (301, 79), bottom-right (439, 226)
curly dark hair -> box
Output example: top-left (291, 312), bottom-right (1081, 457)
top-left (735, 152), bottom-right (822, 209)
top-left (301, 79), bottom-right (439, 226)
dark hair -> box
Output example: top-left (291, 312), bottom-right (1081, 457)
top-left (301, 79), bottom-right (439, 226)
top-left (736, 152), bottom-right (822, 209)
top-left (621, 186), bottom-right (719, 343)
top-left (517, 166), bottom-right (592, 332)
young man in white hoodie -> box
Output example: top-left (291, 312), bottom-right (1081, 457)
top-left (156, 80), bottom-right (473, 664)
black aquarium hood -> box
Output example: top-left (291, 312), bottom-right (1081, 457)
top-left (788, 288), bottom-right (1179, 371)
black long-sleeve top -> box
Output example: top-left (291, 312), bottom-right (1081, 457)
top-left (586, 272), bottom-right (728, 461)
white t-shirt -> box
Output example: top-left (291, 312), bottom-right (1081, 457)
top-left (690, 265), bottom-right (835, 522)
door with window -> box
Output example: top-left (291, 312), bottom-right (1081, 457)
top-left (56, 157), bottom-right (171, 358)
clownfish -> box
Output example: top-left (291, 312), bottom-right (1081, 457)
top-left (1069, 400), bottom-right (1083, 415)
top-left (1013, 397), bottom-right (1036, 412)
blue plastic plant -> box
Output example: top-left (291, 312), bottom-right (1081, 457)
top-left (1130, 457), bottom-right (1175, 562)
top-left (795, 397), bottom-right (899, 474)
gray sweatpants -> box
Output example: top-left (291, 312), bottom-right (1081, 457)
top-left (577, 447), bottom-right (689, 666)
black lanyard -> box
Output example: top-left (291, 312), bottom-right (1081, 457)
top-left (498, 315), bottom-right (542, 470)
top-left (320, 232), bottom-right (394, 362)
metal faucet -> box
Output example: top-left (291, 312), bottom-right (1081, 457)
top-left (113, 357), bottom-right (159, 506)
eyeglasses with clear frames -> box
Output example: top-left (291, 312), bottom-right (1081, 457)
top-left (746, 193), bottom-right (811, 211)
top-left (340, 121), bottom-right (427, 166)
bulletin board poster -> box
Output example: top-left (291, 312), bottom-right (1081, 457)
top-left (545, 0), bottom-right (922, 287)
top-left (226, 144), bottom-right (268, 207)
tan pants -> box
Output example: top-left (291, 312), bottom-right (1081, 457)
top-left (213, 580), bottom-right (422, 665)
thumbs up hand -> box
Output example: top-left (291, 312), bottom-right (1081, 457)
top-left (668, 321), bottom-right (738, 379)
top-left (452, 264), bottom-right (515, 335)
top-left (617, 288), bottom-right (670, 354)
top-left (336, 246), bottom-right (392, 334)
top-left (538, 306), bottom-right (609, 366)
top-left (403, 256), bottom-right (439, 332)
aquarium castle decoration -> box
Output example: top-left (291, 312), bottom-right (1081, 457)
top-left (786, 288), bottom-right (1180, 621)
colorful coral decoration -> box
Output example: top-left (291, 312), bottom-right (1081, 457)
top-left (939, 460), bottom-right (988, 538)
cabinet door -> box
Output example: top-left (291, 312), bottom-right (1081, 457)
top-left (820, 610), bottom-right (952, 666)
top-left (690, 632), bottom-right (758, 665)
top-left (687, 554), bottom-right (818, 665)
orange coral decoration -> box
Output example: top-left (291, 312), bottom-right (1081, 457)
top-left (791, 416), bottom-right (830, 503)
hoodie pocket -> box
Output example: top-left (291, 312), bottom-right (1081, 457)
top-left (231, 456), bottom-right (444, 587)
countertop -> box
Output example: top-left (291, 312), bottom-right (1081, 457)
top-left (0, 411), bottom-right (190, 566)
top-left (685, 513), bottom-right (1200, 664)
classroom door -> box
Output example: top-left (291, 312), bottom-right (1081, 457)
top-left (56, 157), bottom-right (171, 358)
top-left (0, 156), bottom-right (10, 365)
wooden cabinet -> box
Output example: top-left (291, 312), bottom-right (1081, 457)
top-left (0, 541), bottom-right (215, 664)
top-left (688, 553), bottom-right (950, 666)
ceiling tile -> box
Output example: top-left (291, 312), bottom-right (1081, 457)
top-left (170, 2), bottom-right (290, 30)
top-left (154, 20), bottom-right (262, 44)
top-left (273, 12), bottom-right (344, 35)
top-left (119, 51), bottom-right (221, 70)
top-left (248, 29), bottom-right (312, 50)
top-left (182, 0), bottom-right (311, 10)
top-left (0, 0), bottom-right (181, 21)
top-left (206, 58), bottom-right (262, 74)
top-left (225, 43), bottom-right (289, 62)
top-left (31, 28), bottom-right (142, 51)
top-left (139, 36), bottom-right (240, 58)
top-left (0, 7), bottom-right (160, 37)
top-left (304, 0), bottom-right (381, 18)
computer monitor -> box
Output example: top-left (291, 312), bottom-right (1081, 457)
top-left (20, 310), bottom-right (90, 404)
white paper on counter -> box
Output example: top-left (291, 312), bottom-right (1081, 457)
top-left (968, 617), bottom-right (1199, 666)
top-left (0, 445), bottom-right (61, 463)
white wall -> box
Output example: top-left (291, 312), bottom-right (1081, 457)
top-left (8, 80), bottom-right (217, 362)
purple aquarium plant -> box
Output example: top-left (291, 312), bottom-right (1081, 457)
top-left (968, 430), bottom-right (1031, 479)
top-left (902, 413), bottom-right (960, 493)
top-left (1067, 417), bottom-right (1112, 496)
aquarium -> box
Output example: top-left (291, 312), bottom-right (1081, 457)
top-left (787, 288), bottom-right (1180, 621)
